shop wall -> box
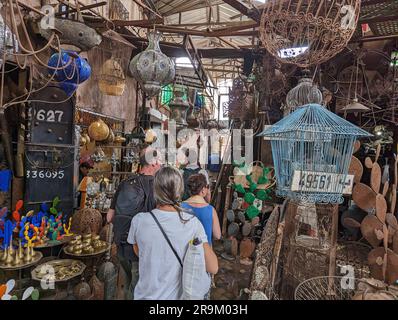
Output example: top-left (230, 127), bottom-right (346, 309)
top-left (76, 43), bottom-right (140, 133)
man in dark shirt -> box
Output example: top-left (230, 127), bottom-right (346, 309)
top-left (106, 146), bottom-right (161, 299)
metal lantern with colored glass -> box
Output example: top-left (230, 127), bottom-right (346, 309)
top-left (128, 31), bottom-right (175, 97)
top-left (258, 103), bottom-right (372, 204)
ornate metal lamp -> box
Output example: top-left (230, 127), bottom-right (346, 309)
top-left (285, 76), bottom-right (323, 116)
top-left (258, 104), bottom-right (372, 204)
top-left (129, 31), bottom-right (175, 97)
top-left (169, 84), bottom-right (189, 128)
top-left (259, 0), bottom-right (361, 67)
top-left (0, 3), bottom-right (19, 67)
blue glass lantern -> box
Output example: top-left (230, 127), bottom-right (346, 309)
top-left (48, 50), bottom-right (91, 84)
top-left (59, 81), bottom-right (78, 97)
top-left (258, 104), bottom-right (372, 204)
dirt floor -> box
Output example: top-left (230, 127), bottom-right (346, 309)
top-left (210, 240), bottom-right (252, 300)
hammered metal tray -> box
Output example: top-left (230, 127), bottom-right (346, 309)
top-left (63, 243), bottom-right (111, 258)
top-left (31, 259), bottom-right (86, 283)
top-left (0, 251), bottom-right (43, 270)
top-left (33, 236), bottom-right (74, 249)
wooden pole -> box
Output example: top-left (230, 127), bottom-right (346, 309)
top-left (327, 204), bottom-right (339, 295)
top-left (221, 183), bottom-right (232, 238)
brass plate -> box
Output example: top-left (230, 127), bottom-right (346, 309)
top-left (31, 259), bottom-right (86, 283)
top-left (33, 236), bottom-right (73, 249)
top-left (63, 243), bottom-right (111, 257)
top-left (0, 251), bottom-right (43, 271)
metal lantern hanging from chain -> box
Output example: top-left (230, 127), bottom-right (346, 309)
top-left (258, 104), bottom-right (372, 204)
top-left (284, 76), bottom-right (323, 116)
top-left (0, 4), bottom-right (19, 66)
top-left (259, 0), bottom-right (361, 67)
top-left (129, 31), bottom-right (175, 97)
top-left (169, 84), bottom-right (189, 129)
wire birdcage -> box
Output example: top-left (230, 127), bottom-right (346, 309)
top-left (258, 104), bottom-right (372, 204)
top-left (259, 0), bottom-right (361, 67)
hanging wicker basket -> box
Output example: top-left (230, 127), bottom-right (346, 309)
top-left (98, 58), bottom-right (126, 96)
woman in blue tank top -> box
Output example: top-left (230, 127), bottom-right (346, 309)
top-left (182, 174), bottom-right (221, 246)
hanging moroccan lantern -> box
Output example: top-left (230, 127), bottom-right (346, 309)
top-left (98, 58), bottom-right (126, 96)
top-left (0, 6), bottom-right (19, 64)
top-left (129, 31), bottom-right (175, 97)
top-left (259, 0), bottom-right (361, 67)
top-left (169, 84), bottom-right (189, 128)
top-left (284, 77), bottom-right (323, 116)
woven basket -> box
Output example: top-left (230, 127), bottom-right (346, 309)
top-left (98, 59), bottom-right (126, 96)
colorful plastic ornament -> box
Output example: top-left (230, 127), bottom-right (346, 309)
top-left (233, 184), bottom-right (246, 194)
top-left (246, 205), bottom-right (260, 220)
top-left (24, 223), bottom-right (38, 248)
top-left (244, 192), bottom-right (256, 205)
top-left (63, 217), bottom-right (73, 236)
top-left (256, 189), bottom-right (271, 201)
top-left (12, 200), bottom-right (23, 223)
top-left (0, 219), bottom-right (14, 250)
top-left (32, 203), bottom-right (48, 226)
top-left (49, 197), bottom-right (60, 216)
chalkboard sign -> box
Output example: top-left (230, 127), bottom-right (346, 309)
top-left (24, 145), bottom-right (77, 216)
top-left (28, 86), bottom-right (75, 145)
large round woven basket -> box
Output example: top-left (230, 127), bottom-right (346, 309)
top-left (295, 276), bottom-right (398, 300)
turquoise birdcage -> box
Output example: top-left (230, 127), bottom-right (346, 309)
top-left (258, 104), bottom-right (372, 204)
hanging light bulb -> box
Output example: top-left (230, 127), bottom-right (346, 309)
top-left (340, 56), bottom-right (369, 117)
top-left (340, 98), bottom-right (370, 117)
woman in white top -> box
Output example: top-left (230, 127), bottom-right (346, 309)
top-left (127, 166), bottom-right (218, 300)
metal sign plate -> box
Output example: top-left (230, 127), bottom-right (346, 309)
top-left (28, 87), bottom-right (75, 145)
top-left (291, 170), bottom-right (354, 195)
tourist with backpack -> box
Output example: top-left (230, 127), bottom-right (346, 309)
top-left (106, 146), bottom-right (162, 299)
top-left (127, 166), bottom-right (218, 300)
top-left (181, 148), bottom-right (210, 201)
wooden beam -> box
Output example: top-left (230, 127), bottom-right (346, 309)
top-left (198, 48), bottom-right (247, 59)
top-left (221, 0), bottom-right (260, 22)
top-left (57, 0), bottom-right (112, 24)
top-left (55, 1), bottom-right (107, 17)
top-left (360, 14), bottom-right (398, 24)
top-left (350, 33), bottom-right (398, 43)
top-left (15, 0), bottom-right (45, 16)
top-left (111, 18), bottom-right (164, 27)
top-left (217, 37), bottom-right (240, 49)
top-left (154, 23), bottom-right (258, 37)
top-left (132, 0), bottom-right (163, 20)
